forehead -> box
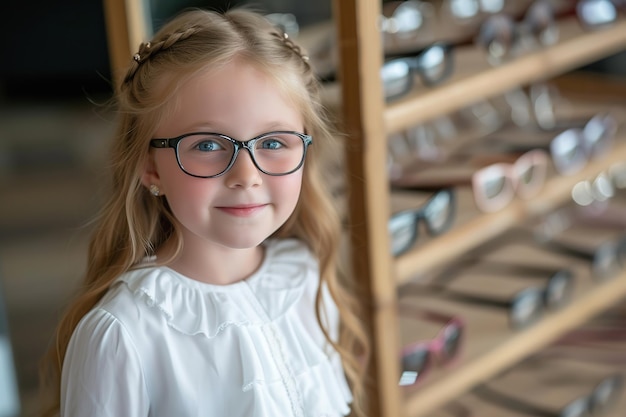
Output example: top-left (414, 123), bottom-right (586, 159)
top-left (155, 59), bottom-right (304, 137)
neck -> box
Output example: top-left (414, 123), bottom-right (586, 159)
top-left (157, 237), bottom-right (265, 286)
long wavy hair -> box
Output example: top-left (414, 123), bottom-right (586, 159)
top-left (40, 7), bottom-right (369, 417)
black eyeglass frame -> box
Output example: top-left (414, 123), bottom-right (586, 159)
top-left (389, 188), bottom-right (457, 256)
top-left (405, 268), bottom-right (573, 329)
top-left (150, 130), bottom-right (313, 178)
top-left (382, 42), bottom-right (454, 101)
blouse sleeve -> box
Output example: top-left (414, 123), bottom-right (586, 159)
top-left (61, 308), bottom-right (149, 417)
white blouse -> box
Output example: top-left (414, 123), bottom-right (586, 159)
top-left (61, 239), bottom-right (352, 417)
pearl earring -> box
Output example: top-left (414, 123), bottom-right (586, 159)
top-left (149, 184), bottom-right (160, 196)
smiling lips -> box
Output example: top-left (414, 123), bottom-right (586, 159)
top-left (216, 204), bottom-right (268, 217)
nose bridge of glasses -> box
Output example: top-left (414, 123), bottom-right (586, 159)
top-left (228, 139), bottom-right (261, 172)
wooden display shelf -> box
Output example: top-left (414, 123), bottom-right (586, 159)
top-left (394, 138), bottom-right (626, 285)
top-left (385, 18), bottom-right (626, 135)
top-left (402, 269), bottom-right (626, 417)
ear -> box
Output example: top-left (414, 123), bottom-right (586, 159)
top-left (141, 152), bottom-right (164, 195)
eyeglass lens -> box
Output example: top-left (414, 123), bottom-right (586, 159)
top-left (383, 1), bottom-right (425, 35)
top-left (590, 375), bottom-right (623, 414)
top-left (510, 288), bottom-right (544, 328)
top-left (448, 0), bottom-right (504, 20)
top-left (400, 348), bottom-right (429, 385)
top-left (175, 132), bottom-right (307, 177)
top-left (578, 0), bottom-right (618, 27)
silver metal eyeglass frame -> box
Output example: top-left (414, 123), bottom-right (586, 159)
top-left (149, 130), bottom-right (313, 178)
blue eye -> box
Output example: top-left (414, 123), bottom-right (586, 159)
top-left (259, 138), bottom-right (284, 150)
top-left (196, 140), bottom-right (223, 151)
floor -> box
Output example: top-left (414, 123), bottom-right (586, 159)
top-left (0, 97), bottom-right (115, 416)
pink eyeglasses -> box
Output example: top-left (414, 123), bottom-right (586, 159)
top-left (397, 303), bottom-right (464, 386)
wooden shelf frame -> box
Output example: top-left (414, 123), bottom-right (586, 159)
top-left (332, 1), bottom-right (626, 416)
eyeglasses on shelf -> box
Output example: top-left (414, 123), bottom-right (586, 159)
top-left (472, 148), bottom-right (549, 212)
top-left (400, 264), bottom-right (574, 330)
top-left (550, 112), bottom-right (618, 176)
top-left (397, 303), bottom-right (465, 386)
top-left (436, 259), bottom-right (576, 310)
top-left (388, 188), bottom-right (456, 256)
top-left (442, 0), bottom-right (505, 24)
top-left (387, 99), bottom-right (504, 169)
top-left (476, 0), bottom-right (559, 65)
top-left (521, 219), bottom-right (626, 280)
top-left (380, 0), bottom-right (435, 43)
top-left (381, 42), bottom-right (454, 101)
top-left (390, 148), bottom-right (549, 213)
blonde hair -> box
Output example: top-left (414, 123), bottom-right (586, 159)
top-left (41, 7), bottom-right (369, 417)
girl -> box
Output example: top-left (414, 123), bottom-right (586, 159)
top-left (41, 8), bottom-right (368, 417)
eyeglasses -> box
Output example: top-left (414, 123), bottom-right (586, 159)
top-left (540, 235), bottom-right (626, 280)
top-left (476, 0), bottom-right (559, 65)
top-left (379, 0), bottom-right (435, 41)
top-left (387, 100), bottom-right (504, 168)
top-left (442, 0), bottom-right (505, 23)
top-left (381, 42), bottom-right (454, 101)
top-left (397, 304), bottom-right (464, 386)
top-left (389, 149), bottom-right (550, 213)
top-left (473, 373), bottom-right (623, 417)
top-left (550, 113), bottom-right (618, 176)
top-left (507, 226), bottom-right (626, 281)
top-left (150, 131), bottom-right (312, 178)
top-left (388, 188), bottom-right (456, 256)
top-left (472, 148), bottom-right (549, 212)
top-left (577, 0), bottom-right (626, 29)
top-left (414, 262), bottom-right (574, 329)
top-left (449, 260), bottom-right (575, 309)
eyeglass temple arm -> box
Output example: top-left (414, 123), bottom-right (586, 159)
top-left (453, 259), bottom-right (568, 279)
top-left (397, 302), bottom-right (462, 324)
top-left (472, 384), bottom-right (562, 417)
top-left (504, 226), bottom-right (596, 261)
top-left (400, 284), bottom-right (512, 310)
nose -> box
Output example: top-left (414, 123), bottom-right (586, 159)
top-left (223, 149), bottom-right (262, 188)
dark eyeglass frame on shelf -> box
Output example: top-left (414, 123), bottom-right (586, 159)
top-left (381, 42), bottom-right (454, 102)
top-left (397, 303), bottom-right (465, 387)
top-left (512, 228), bottom-right (626, 281)
top-left (400, 263), bottom-right (575, 330)
top-left (434, 260), bottom-right (577, 310)
top-left (472, 373), bottom-right (624, 417)
top-left (388, 188), bottom-right (456, 256)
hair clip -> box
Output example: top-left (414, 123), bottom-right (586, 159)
top-left (273, 31), bottom-right (309, 63)
top-left (133, 42), bottom-right (152, 63)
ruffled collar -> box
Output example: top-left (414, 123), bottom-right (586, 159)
top-left (115, 238), bottom-right (318, 338)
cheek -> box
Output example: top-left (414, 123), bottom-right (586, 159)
top-left (272, 173), bottom-right (304, 210)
